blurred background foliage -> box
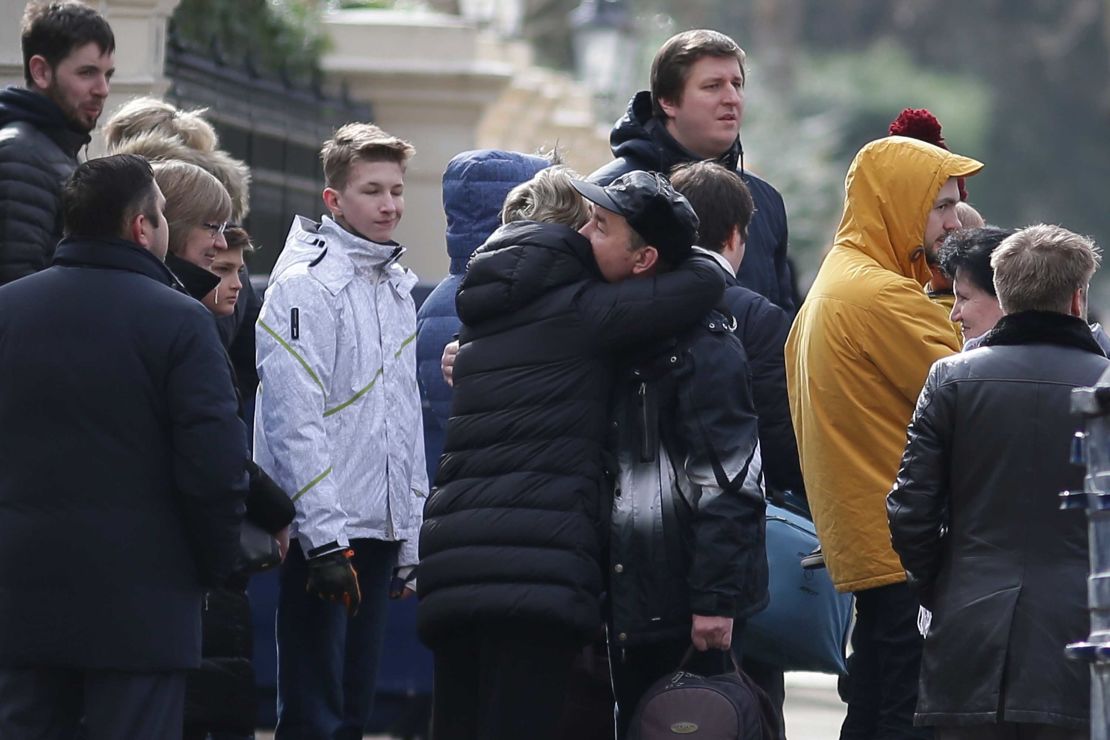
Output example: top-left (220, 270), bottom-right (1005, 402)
top-left (170, 0), bottom-right (1110, 300)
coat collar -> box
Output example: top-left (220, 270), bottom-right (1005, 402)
top-left (53, 236), bottom-right (178, 286)
top-left (980, 310), bottom-right (1105, 356)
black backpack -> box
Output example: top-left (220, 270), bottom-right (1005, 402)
top-left (628, 649), bottom-right (777, 740)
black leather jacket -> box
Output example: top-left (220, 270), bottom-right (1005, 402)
top-left (887, 310), bottom-right (1107, 729)
top-left (608, 307), bottom-right (768, 648)
top-left (0, 87), bottom-right (89, 285)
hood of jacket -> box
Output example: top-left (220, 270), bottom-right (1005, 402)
top-left (456, 220), bottom-right (597, 325)
top-left (834, 136), bottom-right (983, 287)
top-left (609, 90), bottom-right (742, 175)
top-left (442, 149), bottom-right (550, 275)
top-left (0, 86), bottom-right (90, 155)
top-left (108, 130), bottom-right (252, 222)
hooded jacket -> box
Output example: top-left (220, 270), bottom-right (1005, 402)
top-left (588, 90), bottom-right (794, 314)
top-left (888, 311), bottom-right (1106, 728)
top-left (0, 87), bottom-right (90, 285)
top-left (417, 221), bottom-right (725, 648)
top-left (415, 150), bottom-right (549, 480)
top-left (785, 137), bottom-right (982, 592)
top-left (254, 216), bottom-right (428, 564)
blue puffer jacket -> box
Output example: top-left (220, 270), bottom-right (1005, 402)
top-left (415, 150), bottom-right (549, 480)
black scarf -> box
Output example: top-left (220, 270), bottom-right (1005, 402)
top-left (980, 310), bottom-right (1105, 356)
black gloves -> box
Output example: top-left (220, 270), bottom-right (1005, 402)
top-left (306, 546), bottom-right (361, 616)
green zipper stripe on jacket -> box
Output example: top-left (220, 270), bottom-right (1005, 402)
top-left (394, 332), bottom-right (417, 358)
top-left (258, 319), bottom-right (325, 396)
top-left (323, 368), bottom-right (384, 418)
top-left (321, 333), bottom-right (417, 417)
top-left (292, 466), bottom-right (334, 502)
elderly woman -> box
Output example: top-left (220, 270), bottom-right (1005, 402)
top-left (152, 158), bottom-right (293, 740)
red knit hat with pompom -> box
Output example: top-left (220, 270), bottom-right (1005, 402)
top-left (889, 108), bottom-right (968, 201)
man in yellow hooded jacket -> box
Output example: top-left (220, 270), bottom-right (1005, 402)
top-left (786, 136), bottom-right (983, 738)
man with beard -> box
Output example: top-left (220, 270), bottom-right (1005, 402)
top-left (786, 136), bottom-right (981, 739)
top-left (0, 1), bottom-right (114, 285)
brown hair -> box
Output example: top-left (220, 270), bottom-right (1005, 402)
top-left (21, 1), bottom-right (114, 87)
top-left (669, 161), bottom-right (753, 253)
top-left (321, 123), bottom-right (415, 190)
top-left (650, 30), bottom-right (746, 120)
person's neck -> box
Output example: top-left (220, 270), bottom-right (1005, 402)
top-left (663, 120), bottom-right (728, 160)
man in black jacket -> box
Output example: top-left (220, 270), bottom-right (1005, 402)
top-left (887, 224), bottom-right (1106, 738)
top-left (0, 1), bottom-right (114, 285)
top-left (588, 29), bottom-right (793, 313)
top-left (0, 154), bottom-right (248, 739)
top-left (669, 159), bottom-right (801, 736)
top-left (572, 173), bottom-right (768, 739)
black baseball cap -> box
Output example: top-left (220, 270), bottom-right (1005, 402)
top-left (572, 171), bottom-right (700, 263)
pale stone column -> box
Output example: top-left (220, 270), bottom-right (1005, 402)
top-left (321, 9), bottom-right (514, 281)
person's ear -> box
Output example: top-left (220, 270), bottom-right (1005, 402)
top-left (28, 55), bottom-right (53, 91)
top-left (631, 245), bottom-right (659, 275)
top-left (657, 95), bottom-right (680, 120)
top-left (322, 187), bottom-right (341, 218)
top-left (1071, 287), bottom-right (1085, 318)
top-left (128, 213), bottom-right (147, 246)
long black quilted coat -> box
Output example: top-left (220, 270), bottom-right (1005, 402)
top-left (417, 220), bottom-right (724, 648)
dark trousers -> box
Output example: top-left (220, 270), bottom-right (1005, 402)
top-left (0, 666), bottom-right (185, 740)
top-left (275, 538), bottom-right (397, 740)
top-left (607, 637), bottom-right (729, 740)
top-left (744, 655), bottom-right (786, 740)
top-left (936, 724), bottom-right (1087, 740)
top-left (839, 582), bottom-right (932, 740)
top-left (431, 628), bottom-right (579, 740)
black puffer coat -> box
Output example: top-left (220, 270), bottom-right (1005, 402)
top-left (0, 87), bottom-right (89, 285)
top-left (887, 311), bottom-right (1107, 729)
top-left (417, 221), bottom-right (725, 648)
top-left (588, 90), bottom-right (793, 314)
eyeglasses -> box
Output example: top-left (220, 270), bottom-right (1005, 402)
top-left (201, 221), bottom-right (228, 239)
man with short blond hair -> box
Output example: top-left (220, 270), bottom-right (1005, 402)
top-left (255, 121), bottom-right (427, 739)
top-left (888, 224), bottom-right (1104, 738)
top-left (0, 1), bottom-right (115, 284)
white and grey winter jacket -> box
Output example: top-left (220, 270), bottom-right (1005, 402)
top-left (254, 215), bottom-right (428, 564)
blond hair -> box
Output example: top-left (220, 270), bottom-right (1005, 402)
top-left (501, 166), bottom-right (590, 229)
top-left (321, 123), bottom-right (415, 190)
top-left (152, 161), bottom-right (233, 255)
top-left (104, 97), bottom-right (219, 152)
top-left (955, 201), bottom-right (985, 230)
top-left (992, 224), bottom-right (1101, 315)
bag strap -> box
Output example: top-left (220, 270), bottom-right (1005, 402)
top-left (677, 645), bottom-right (742, 677)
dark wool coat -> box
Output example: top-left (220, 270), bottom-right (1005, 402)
top-left (0, 87), bottom-right (90, 285)
top-left (417, 221), bottom-right (724, 648)
top-left (0, 237), bottom-right (248, 671)
top-left (588, 90), bottom-right (794, 314)
top-left (888, 311), bottom-right (1107, 729)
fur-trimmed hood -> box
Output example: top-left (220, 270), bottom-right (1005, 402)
top-left (109, 130), bottom-right (251, 222)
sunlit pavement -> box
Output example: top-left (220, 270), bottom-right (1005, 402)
top-left (784, 671), bottom-right (847, 739)
top-left (258, 671), bottom-right (846, 739)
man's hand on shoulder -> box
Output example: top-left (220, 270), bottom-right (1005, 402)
top-left (691, 614), bottom-right (733, 651)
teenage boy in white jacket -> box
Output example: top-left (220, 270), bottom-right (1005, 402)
top-left (254, 123), bottom-right (428, 739)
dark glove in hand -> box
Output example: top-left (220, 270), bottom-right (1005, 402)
top-left (306, 549), bottom-right (361, 616)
